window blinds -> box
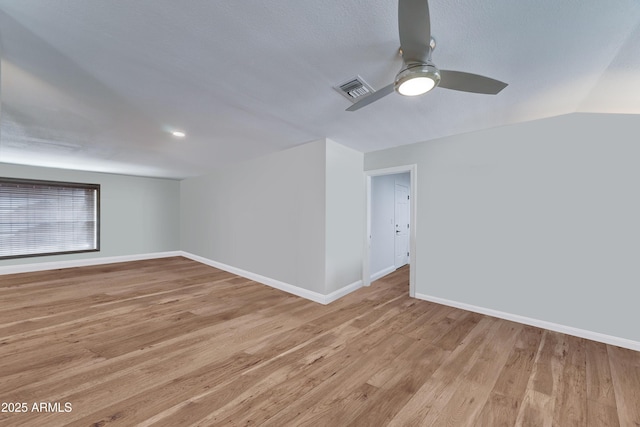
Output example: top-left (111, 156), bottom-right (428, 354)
top-left (0, 178), bottom-right (100, 259)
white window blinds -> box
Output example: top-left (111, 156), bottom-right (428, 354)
top-left (0, 178), bottom-right (100, 259)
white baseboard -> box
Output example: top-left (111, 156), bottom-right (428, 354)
top-left (371, 266), bottom-right (396, 282)
top-left (324, 280), bottom-right (363, 304)
top-left (0, 251), bottom-right (182, 276)
top-left (180, 252), bottom-right (361, 305)
top-left (415, 293), bottom-right (640, 352)
top-left (180, 252), bottom-right (326, 304)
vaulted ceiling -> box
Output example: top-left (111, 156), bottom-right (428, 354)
top-left (1, 1), bottom-right (639, 179)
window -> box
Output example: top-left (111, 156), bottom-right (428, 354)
top-left (0, 178), bottom-right (100, 259)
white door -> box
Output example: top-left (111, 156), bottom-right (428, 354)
top-left (394, 183), bottom-right (410, 268)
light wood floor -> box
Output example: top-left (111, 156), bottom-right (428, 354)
top-left (1, 257), bottom-right (639, 426)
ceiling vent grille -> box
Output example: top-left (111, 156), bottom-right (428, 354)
top-left (335, 76), bottom-right (374, 102)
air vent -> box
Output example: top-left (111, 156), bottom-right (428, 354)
top-left (335, 76), bottom-right (374, 103)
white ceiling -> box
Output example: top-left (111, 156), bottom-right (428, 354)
top-left (0, 0), bottom-right (639, 179)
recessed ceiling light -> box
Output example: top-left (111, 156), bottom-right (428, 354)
top-left (171, 131), bottom-right (186, 138)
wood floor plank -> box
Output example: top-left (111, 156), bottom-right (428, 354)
top-left (0, 257), bottom-right (639, 426)
top-left (587, 400), bottom-right (621, 427)
top-left (385, 317), bottom-right (498, 426)
top-left (608, 345), bottom-right (640, 426)
top-left (473, 326), bottom-right (543, 427)
top-left (420, 320), bottom-right (521, 426)
top-left (515, 389), bottom-right (554, 427)
top-left (489, 326), bottom-right (543, 398)
top-left (532, 331), bottom-right (569, 397)
top-left (585, 340), bottom-right (619, 426)
top-left (474, 393), bottom-right (521, 427)
top-left (343, 342), bottom-right (449, 426)
top-left (552, 334), bottom-right (587, 426)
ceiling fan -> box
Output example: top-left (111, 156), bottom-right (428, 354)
top-left (346, 0), bottom-right (508, 112)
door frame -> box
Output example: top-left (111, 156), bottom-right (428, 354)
top-left (363, 164), bottom-right (417, 298)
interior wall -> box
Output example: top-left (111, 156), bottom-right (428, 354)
top-left (364, 112), bottom-right (640, 342)
top-left (181, 138), bottom-right (365, 297)
top-left (180, 139), bottom-right (327, 294)
top-left (0, 162), bottom-right (180, 266)
top-left (325, 139), bottom-right (364, 293)
top-left (370, 172), bottom-right (410, 279)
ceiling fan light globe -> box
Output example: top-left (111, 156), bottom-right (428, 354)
top-left (394, 63), bottom-right (441, 96)
top-left (398, 77), bottom-right (435, 96)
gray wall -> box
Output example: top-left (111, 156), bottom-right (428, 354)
top-left (0, 163), bottom-right (180, 266)
top-left (365, 113), bottom-right (640, 342)
top-left (325, 140), bottom-right (364, 293)
top-left (180, 139), bottom-right (327, 294)
top-left (180, 138), bottom-right (365, 296)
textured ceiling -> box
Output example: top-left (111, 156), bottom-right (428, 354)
top-left (0, 0), bottom-right (639, 179)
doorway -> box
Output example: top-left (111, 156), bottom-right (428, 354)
top-left (363, 165), bottom-right (417, 297)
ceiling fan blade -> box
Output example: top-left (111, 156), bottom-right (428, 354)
top-left (346, 83), bottom-right (395, 111)
top-left (398, 0), bottom-right (431, 63)
top-left (439, 70), bottom-right (508, 94)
